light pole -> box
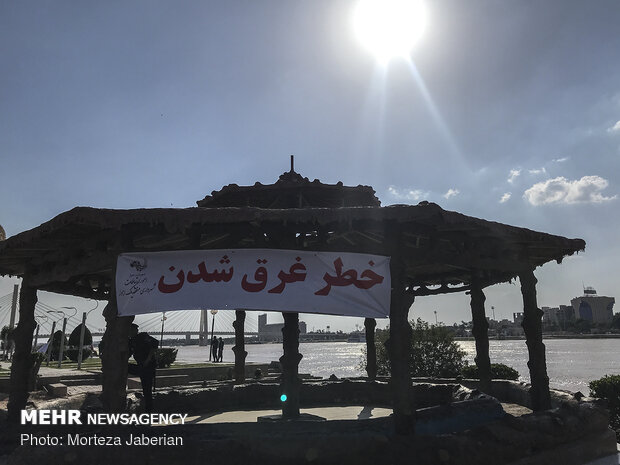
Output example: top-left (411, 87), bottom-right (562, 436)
top-left (32, 314), bottom-right (49, 351)
top-left (45, 321), bottom-right (57, 367)
top-left (160, 312), bottom-right (167, 347)
top-left (56, 306), bottom-right (77, 368)
top-left (434, 310), bottom-right (438, 325)
top-left (209, 310), bottom-right (218, 361)
top-left (491, 306), bottom-right (496, 321)
top-left (44, 310), bottom-right (66, 368)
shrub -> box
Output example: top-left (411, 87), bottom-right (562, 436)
top-left (462, 363), bottom-right (519, 381)
top-left (66, 324), bottom-right (93, 362)
top-left (48, 330), bottom-right (69, 361)
top-left (1, 325), bottom-right (14, 351)
top-left (156, 348), bottom-right (177, 368)
top-left (372, 318), bottom-right (467, 378)
top-left (589, 374), bottom-right (620, 440)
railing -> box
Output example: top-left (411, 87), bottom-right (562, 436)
top-left (38, 331), bottom-right (258, 338)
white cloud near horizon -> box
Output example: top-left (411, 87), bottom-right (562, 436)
top-left (608, 120), bottom-right (620, 133)
top-left (500, 192), bottom-right (511, 203)
top-left (523, 176), bottom-right (617, 206)
top-left (553, 157), bottom-right (569, 163)
top-left (443, 188), bottom-right (460, 199)
top-left (507, 169), bottom-right (521, 184)
top-left (387, 186), bottom-right (429, 202)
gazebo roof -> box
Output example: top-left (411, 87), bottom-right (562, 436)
top-left (0, 201), bottom-right (584, 300)
top-left (196, 167), bottom-right (380, 209)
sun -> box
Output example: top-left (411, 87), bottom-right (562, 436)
top-left (353, 0), bottom-right (428, 63)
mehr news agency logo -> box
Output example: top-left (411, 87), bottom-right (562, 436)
top-left (20, 410), bottom-right (187, 447)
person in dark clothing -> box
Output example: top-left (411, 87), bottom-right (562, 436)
top-left (128, 324), bottom-right (159, 413)
top-left (210, 336), bottom-right (217, 362)
top-left (217, 337), bottom-right (224, 362)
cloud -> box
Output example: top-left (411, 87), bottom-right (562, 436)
top-left (443, 188), bottom-right (459, 199)
top-left (499, 193), bottom-right (511, 203)
top-left (607, 120), bottom-right (620, 133)
top-left (387, 186), bottom-right (429, 201)
top-left (523, 176), bottom-right (617, 206)
top-left (528, 167), bottom-right (547, 175)
top-left (552, 157), bottom-right (569, 163)
top-left (507, 169), bottom-right (521, 184)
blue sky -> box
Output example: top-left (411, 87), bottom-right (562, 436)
top-left (1, 0), bottom-right (619, 333)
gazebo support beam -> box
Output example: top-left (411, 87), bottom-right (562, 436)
top-left (280, 312), bottom-right (302, 419)
top-left (364, 317), bottom-right (377, 380)
top-left (387, 257), bottom-right (415, 435)
top-left (100, 299), bottom-right (134, 412)
top-left (7, 278), bottom-right (37, 423)
top-left (469, 277), bottom-right (491, 393)
top-left (519, 269), bottom-right (551, 411)
top-left (232, 310), bottom-right (247, 383)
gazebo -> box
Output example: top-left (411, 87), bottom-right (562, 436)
top-left (0, 163), bottom-right (585, 433)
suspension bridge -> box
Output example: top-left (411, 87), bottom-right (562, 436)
top-left (0, 291), bottom-right (259, 342)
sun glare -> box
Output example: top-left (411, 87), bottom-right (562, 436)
top-left (353, 0), bottom-right (427, 63)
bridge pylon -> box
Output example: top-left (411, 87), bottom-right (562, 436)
top-left (198, 309), bottom-right (209, 346)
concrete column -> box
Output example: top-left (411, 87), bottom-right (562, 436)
top-left (386, 259), bottom-right (415, 435)
top-left (364, 318), bottom-right (377, 380)
top-left (470, 278), bottom-right (491, 393)
top-left (519, 269), bottom-right (551, 411)
top-left (232, 310), bottom-right (247, 383)
top-left (7, 277), bottom-right (37, 423)
top-left (280, 312), bottom-right (302, 419)
top-left (100, 299), bottom-right (134, 412)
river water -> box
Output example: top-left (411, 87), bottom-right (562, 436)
top-left (174, 339), bottom-right (620, 394)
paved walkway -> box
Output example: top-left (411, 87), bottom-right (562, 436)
top-left (177, 405), bottom-right (393, 424)
top-left (36, 366), bottom-right (101, 377)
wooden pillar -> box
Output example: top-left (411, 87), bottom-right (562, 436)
top-left (100, 299), bottom-right (134, 412)
top-left (386, 254), bottom-right (415, 435)
top-left (232, 310), bottom-right (247, 383)
top-left (364, 318), bottom-right (377, 380)
top-left (469, 277), bottom-right (491, 393)
top-left (280, 312), bottom-right (302, 419)
top-left (519, 269), bottom-right (551, 411)
top-left (7, 278), bottom-right (37, 423)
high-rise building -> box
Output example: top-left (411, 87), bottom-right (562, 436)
top-left (570, 287), bottom-right (615, 324)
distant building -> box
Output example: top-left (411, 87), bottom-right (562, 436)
top-left (513, 312), bottom-right (523, 326)
top-left (557, 304), bottom-right (575, 327)
top-left (258, 313), bottom-right (307, 342)
top-left (570, 287), bottom-right (615, 324)
top-left (542, 306), bottom-right (568, 328)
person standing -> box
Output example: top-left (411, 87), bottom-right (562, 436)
top-left (128, 324), bottom-right (159, 413)
top-left (217, 337), bottom-right (224, 362)
top-left (210, 336), bottom-right (217, 362)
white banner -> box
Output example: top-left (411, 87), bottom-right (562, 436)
top-left (116, 249), bottom-right (391, 318)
